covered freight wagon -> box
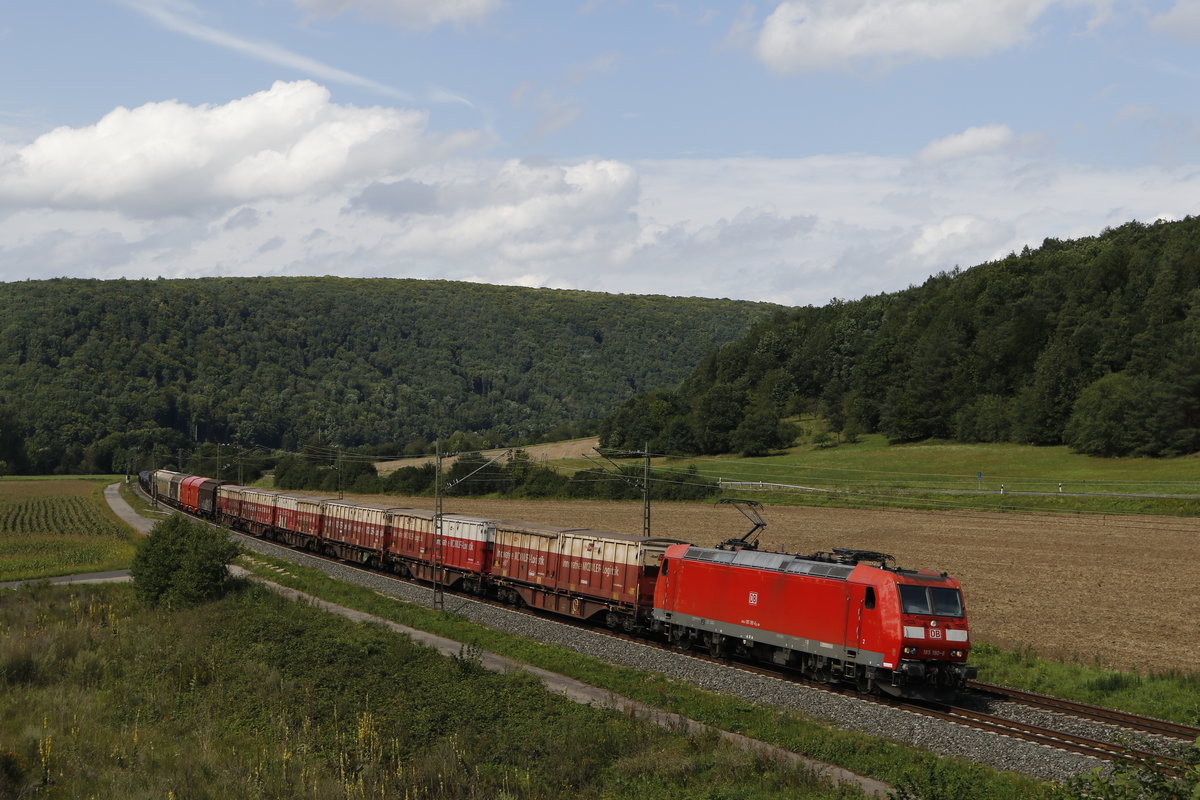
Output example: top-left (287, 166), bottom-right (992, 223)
top-left (216, 485), bottom-right (279, 534)
top-left (153, 470), bottom-right (186, 504)
top-left (179, 475), bottom-right (223, 517)
top-left (238, 488), bottom-right (280, 533)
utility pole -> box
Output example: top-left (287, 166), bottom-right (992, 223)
top-left (586, 444), bottom-right (653, 538)
top-left (642, 441), bottom-right (651, 538)
top-left (432, 441), bottom-right (444, 610)
top-left (335, 445), bottom-right (342, 499)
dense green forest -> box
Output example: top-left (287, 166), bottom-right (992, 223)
top-left (602, 217), bottom-right (1200, 458)
top-left (0, 278), bottom-right (773, 474)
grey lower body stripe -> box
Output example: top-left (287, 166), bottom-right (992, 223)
top-left (653, 609), bottom-right (885, 668)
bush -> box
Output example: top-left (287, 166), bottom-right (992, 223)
top-left (131, 514), bottom-right (239, 608)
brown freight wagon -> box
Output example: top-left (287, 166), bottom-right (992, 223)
top-left (216, 484), bottom-right (247, 526)
top-left (275, 494), bottom-right (335, 548)
top-left (491, 521), bottom-right (681, 624)
top-left (320, 501), bottom-right (406, 567)
top-left (387, 510), bottom-right (494, 593)
top-left (238, 488), bottom-right (281, 536)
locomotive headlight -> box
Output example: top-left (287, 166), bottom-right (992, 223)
top-left (902, 646), bottom-right (918, 655)
top-left (950, 649), bottom-right (964, 658)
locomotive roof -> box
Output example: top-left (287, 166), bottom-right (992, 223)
top-left (681, 546), bottom-right (857, 580)
top-left (680, 545), bottom-right (957, 584)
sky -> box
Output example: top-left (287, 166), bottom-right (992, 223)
top-left (1, 1), bottom-right (1199, 306)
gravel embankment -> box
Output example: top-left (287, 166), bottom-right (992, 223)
top-left (232, 533), bottom-right (1117, 784)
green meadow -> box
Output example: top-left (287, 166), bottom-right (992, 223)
top-left (627, 432), bottom-right (1200, 516)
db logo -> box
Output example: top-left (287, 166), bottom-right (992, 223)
top-left (748, 591), bottom-right (759, 606)
top-left (929, 628), bottom-right (943, 640)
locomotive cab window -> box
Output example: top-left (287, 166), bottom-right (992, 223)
top-left (864, 587), bottom-right (876, 609)
top-left (899, 585), bottom-right (963, 617)
top-left (931, 587), bottom-right (963, 617)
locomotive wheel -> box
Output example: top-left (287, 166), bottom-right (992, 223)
top-left (708, 633), bottom-right (727, 659)
top-left (669, 626), bottom-right (690, 650)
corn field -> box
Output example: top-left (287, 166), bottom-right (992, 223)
top-left (0, 496), bottom-right (127, 538)
top-left (0, 480), bottom-right (136, 582)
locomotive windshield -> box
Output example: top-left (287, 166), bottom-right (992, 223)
top-left (899, 585), bottom-right (963, 618)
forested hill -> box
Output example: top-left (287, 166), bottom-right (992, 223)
top-left (602, 217), bottom-right (1200, 459)
top-left (0, 277), bottom-right (775, 474)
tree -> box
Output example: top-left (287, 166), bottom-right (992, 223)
top-left (1064, 373), bottom-right (1150, 457)
top-left (1011, 335), bottom-right (1088, 445)
top-left (730, 406), bottom-right (796, 457)
top-left (131, 514), bottom-right (240, 608)
top-left (691, 383), bottom-right (747, 454)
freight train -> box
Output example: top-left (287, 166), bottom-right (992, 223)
top-left (139, 468), bottom-right (976, 698)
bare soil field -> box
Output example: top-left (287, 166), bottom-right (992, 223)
top-left (334, 490), bottom-right (1200, 675)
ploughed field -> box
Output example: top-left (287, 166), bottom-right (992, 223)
top-left (336, 491), bottom-right (1198, 676)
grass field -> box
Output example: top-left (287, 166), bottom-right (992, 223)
top-left (589, 433), bottom-right (1200, 517)
top-left (0, 581), bottom-right (861, 800)
top-left (0, 478), bottom-right (136, 582)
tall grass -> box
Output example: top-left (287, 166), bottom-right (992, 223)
top-left (0, 582), bottom-right (856, 799)
top-left (970, 643), bottom-right (1200, 725)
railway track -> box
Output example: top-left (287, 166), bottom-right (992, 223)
top-left (968, 680), bottom-right (1200, 742)
top-left (221, 522), bottom-right (1193, 774)
top-left (905, 703), bottom-right (1188, 770)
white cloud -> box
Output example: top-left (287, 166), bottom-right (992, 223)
top-left (3, 82), bottom-right (1200, 306)
top-left (290, 0), bottom-right (500, 29)
top-left (910, 215), bottom-right (1012, 262)
top-left (917, 124), bottom-right (1016, 162)
top-left (1149, 1), bottom-right (1200, 42)
top-left (754, 0), bottom-right (1056, 73)
top-left (117, 0), bottom-right (411, 99)
top-left (348, 159), bottom-right (640, 270)
top-left (0, 81), bottom-right (480, 216)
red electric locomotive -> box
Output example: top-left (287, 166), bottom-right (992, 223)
top-left (652, 543), bottom-right (975, 698)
